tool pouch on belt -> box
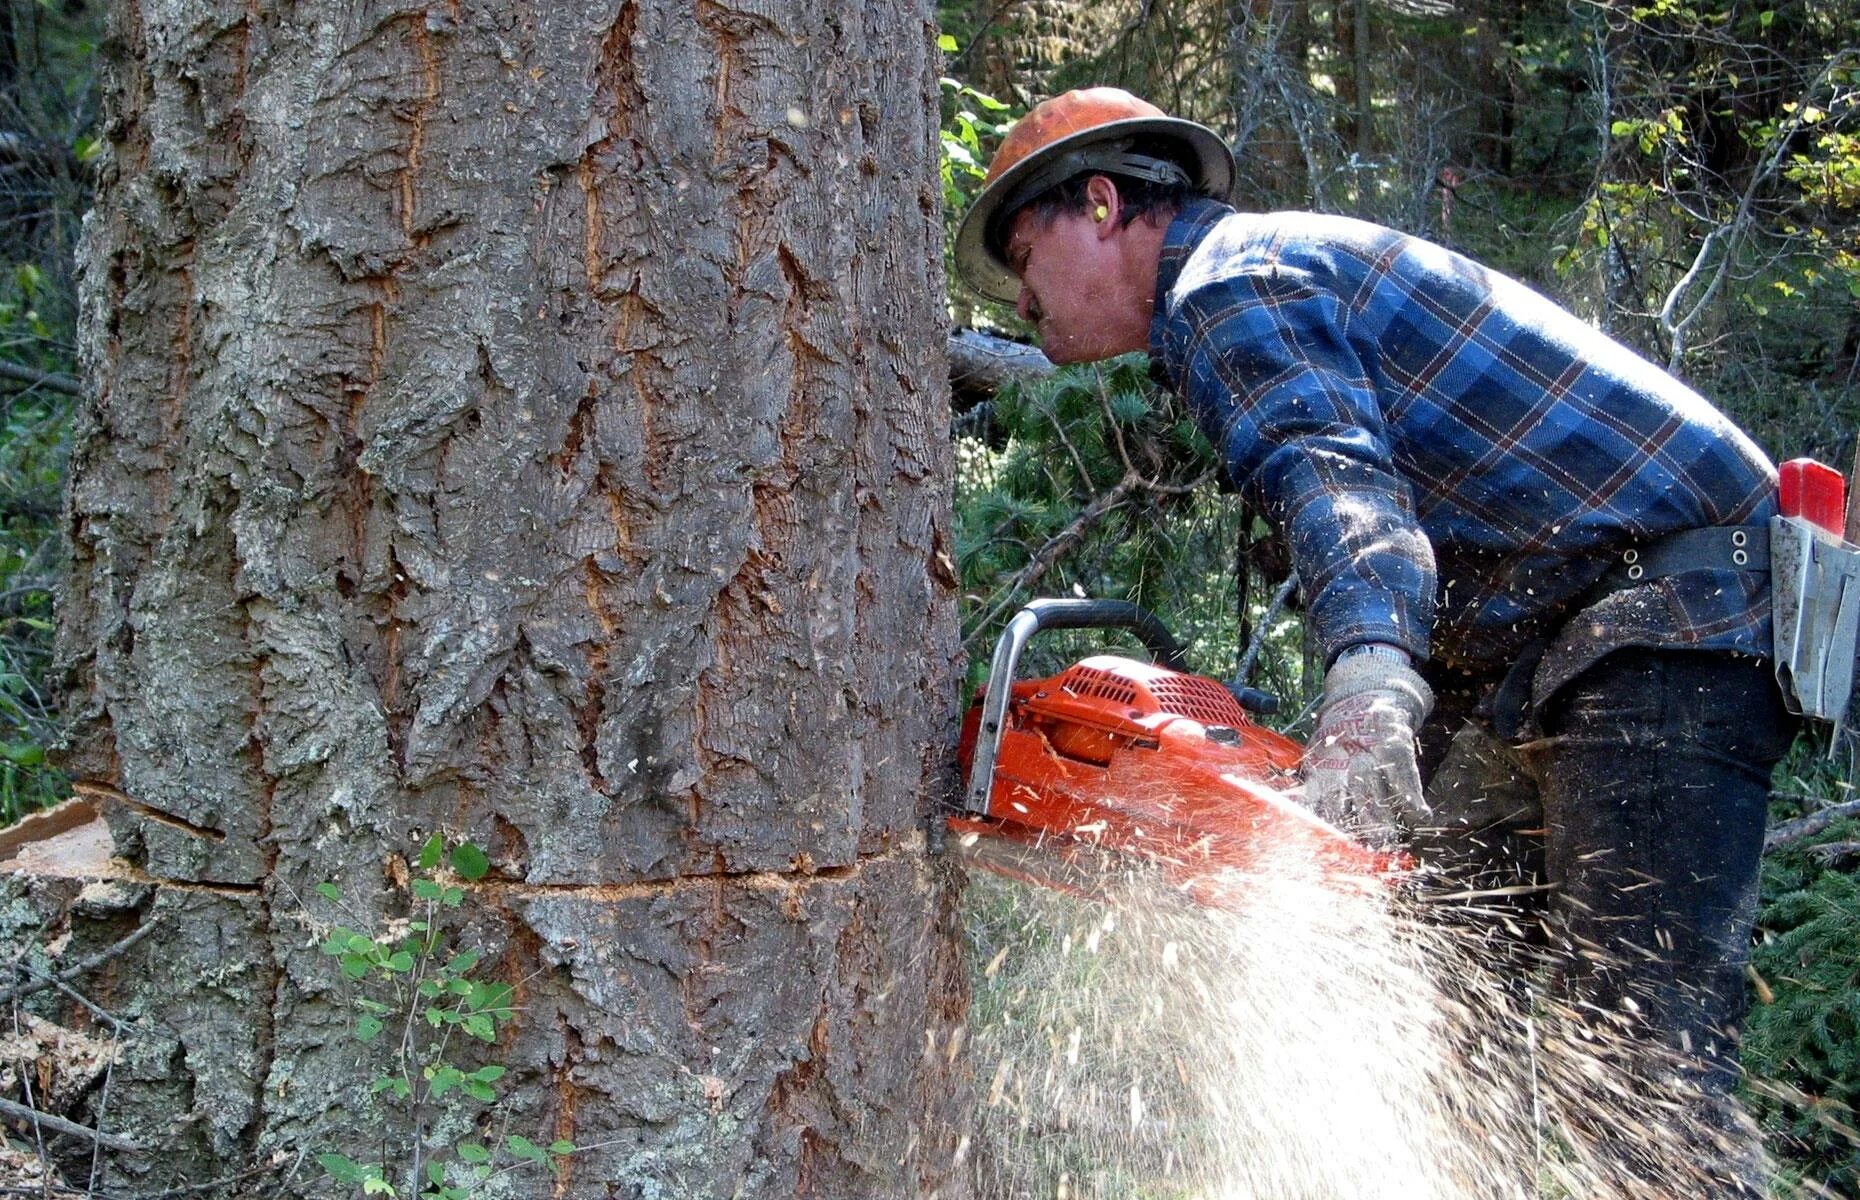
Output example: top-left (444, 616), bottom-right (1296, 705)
top-left (1771, 513), bottom-right (1860, 726)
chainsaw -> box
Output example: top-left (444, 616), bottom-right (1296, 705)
top-left (949, 598), bottom-right (1405, 908)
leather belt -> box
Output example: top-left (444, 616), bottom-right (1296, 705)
top-left (1594, 524), bottom-right (1769, 593)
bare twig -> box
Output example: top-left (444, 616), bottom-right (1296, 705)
top-left (1237, 574), bottom-right (1299, 684)
top-left (0, 1096), bottom-right (141, 1153)
top-left (0, 360), bottom-right (80, 397)
top-left (128, 1165), bottom-right (281, 1198)
top-left (0, 915), bottom-right (165, 1009)
top-left (1659, 48), bottom-right (1860, 369)
top-left (964, 475), bottom-right (1139, 649)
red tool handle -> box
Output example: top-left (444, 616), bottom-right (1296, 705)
top-left (1780, 458), bottom-right (1846, 537)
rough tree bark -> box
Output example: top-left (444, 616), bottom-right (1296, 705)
top-left (22, 0), bottom-right (968, 1196)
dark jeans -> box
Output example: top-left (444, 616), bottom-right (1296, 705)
top-left (1415, 649), bottom-right (1796, 1193)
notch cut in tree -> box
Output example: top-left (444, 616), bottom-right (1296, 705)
top-left (18, 0), bottom-right (970, 1196)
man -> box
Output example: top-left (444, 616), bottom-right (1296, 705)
top-left (954, 87), bottom-right (1795, 1192)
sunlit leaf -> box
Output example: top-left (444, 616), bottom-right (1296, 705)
top-left (449, 842), bottom-right (490, 880)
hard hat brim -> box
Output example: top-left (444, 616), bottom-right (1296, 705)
top-left (952, 115), bottom-right (1235, 305)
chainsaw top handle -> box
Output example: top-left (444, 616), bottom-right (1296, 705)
top-left (962, 599), bottom-right (1192, 815)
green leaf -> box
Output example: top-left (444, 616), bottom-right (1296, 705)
top-left (549, 1140), bottom-right (576, 1156)
top-left (462, 1013), bottom-right (497, 1042)
top-left (449, 842), bottom-right (490, 880)
top-left (447, 950), bottom-right (481, 975)
top-left (442, 887), bottom-right (465, 908)
top-left (457, 1142), bottom-right (492, 1165)
top-left (471, 1065), bottom-right (507, 1082)
top-left (427, 1161), bottom-right (447, 1186)
top-left (469, 981), bottom-right (514, 1014)
top-left (418, 834), bottom-right (444, 870)
top-left (936, 33), bottom-right (958, 51)
top-left (429, 1066), bottom-right (465, 1098)
top-left (507, 1134), bottom-right (548, 1165)
top-left (347, 933), bottom-right (377, 956)
top-left (355, 1015), bottom-right (384, 1043)
top-left (318, 1152), bottom-right (364, 1183)
top-left (362, 1177), bottom-right (398, 1197)
top-left (412, 879), bottom-right (444, 901)
top-left (386, 950), bottom-right (416, 973)
top-left (341, 954), bottom-right (372, 980)
top-left (418, 980), bottom-right (444, 998)
top-left (315, 882), bottom-right (342, 902)
top-left (1759, 8), bottom-right (1775, 25)
top-left (0, 742), bottom-right (44, 766)
top-left (463, 1079), bottom-right (497, 1102)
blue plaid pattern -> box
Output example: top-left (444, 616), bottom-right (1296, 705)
top-left (1149, 199), bottom-right (1776, 687)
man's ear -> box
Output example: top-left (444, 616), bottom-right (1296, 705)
top-left (1085, 175), bottom-right (1122, 238)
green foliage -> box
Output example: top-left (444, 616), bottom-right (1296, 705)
top-left (936, 48), bottom-right (1023, 328)
top-left (958, 357), bottom-right (1220, 663)
top-left (953, 354), bottom-right (1318, 716)
top-left (938, 62), bottom-right (1013, 218)
top-left (312, 838), bottom-right (573, 1199)
top-left (0, 0), bottom-right (100, 827)
top-left (0, 314), bottom-right (74, 826)
top-left (1742, 748), bottom-right (1860, 1193)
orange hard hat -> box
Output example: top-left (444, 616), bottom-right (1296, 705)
top-left (953, 88), bottom-right (1235, 303)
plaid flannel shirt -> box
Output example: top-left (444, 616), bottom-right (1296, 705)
top-left (1149, 199), bottom-right (1777, 711)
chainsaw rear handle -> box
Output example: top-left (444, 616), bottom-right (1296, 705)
top-left (961, 599), bottom-right (1191, 816)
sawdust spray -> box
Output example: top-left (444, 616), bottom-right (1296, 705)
top-left (960, 831), bottom-right (1768, 1199)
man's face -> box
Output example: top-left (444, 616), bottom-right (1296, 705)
top-left (1003, 206), bottom-right (1132, 365)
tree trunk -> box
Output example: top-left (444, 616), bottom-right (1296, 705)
top-left (39, 0), bottom-right (967, 1196)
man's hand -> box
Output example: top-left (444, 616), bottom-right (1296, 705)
top-left (1300, 644), bottom-right (1434, 847)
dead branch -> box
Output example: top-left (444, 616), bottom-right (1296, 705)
top-left (1765, 797), bottom-right (1860, 849)
top-left (1659, 49), bottom-right (1860, 369)
top-left (1237, 574), bottom-right (1299, 684)
top-left (1808, 841), bottom-right (1860, 867)
top-left (0, 1095), bottom-right (141, 1153)
top-left (0, 360), bottom-right (80, 397)
top-left (948, 328), bottom-right (1052, 411)
top-left (964, 475), bottom-right (1138, 650)
top-left (0, 914), bottom-right (164, 1009)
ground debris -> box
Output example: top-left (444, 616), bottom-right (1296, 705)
top-left (0, 1136), bottom-right (73, 1191)
top-left (0, 1013), bottom-right (119, 1113)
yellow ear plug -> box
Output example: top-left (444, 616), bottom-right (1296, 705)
top-left (1094, 205), bottom-right (1109, 221)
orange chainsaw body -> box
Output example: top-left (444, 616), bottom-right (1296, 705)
top-left (952, 654), bottom-right (1403, 902)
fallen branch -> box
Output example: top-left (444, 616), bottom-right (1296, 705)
top-left (1808, 840), bottom-right (1860, 868)
top-left (0, 1095), bottom-right (142, 1153)
top-left (1765, 797), bottom-right (1860, 850)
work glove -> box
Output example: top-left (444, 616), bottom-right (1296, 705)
top-left (1299, 644), bottom-right (1435, 848)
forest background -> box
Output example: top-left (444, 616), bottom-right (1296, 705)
top-left (1, 0), bottom-right (1857, 1192)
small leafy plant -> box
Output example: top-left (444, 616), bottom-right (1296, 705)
top-left (313, 836), bottom-right (573, 1199)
